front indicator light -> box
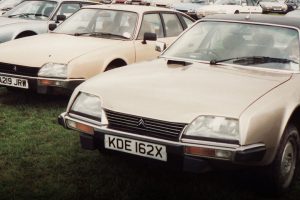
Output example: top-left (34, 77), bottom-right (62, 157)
top-left (67, 120), bottom-right (94, 135)
top-left (185, 146), bottom-right (232, 159)
top-left (38, 79), bottom-right (63, 86)
top-left (185, 146), bottom-right (215, 157)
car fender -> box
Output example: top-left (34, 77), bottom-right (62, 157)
top-left (239, 74), bottom-right (300, 165)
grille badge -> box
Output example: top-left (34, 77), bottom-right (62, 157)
top-left (137, 119), bottom-right (146, 128)
top-left (13, 66), bottom-right (17, 72)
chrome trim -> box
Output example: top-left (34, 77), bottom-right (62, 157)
top-left (0, 72), bottom-right (85, 82)
top-left (69, 113), bottom-right (103, 126)
top-left (181, 138), bottom-right (240, 149)
top-left (64, 114), bottom-right (265, 153)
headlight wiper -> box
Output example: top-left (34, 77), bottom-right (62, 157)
top-left (74, 32), bottom-right (129, 39)
top-left (210, 56), bottom-right (299, 65)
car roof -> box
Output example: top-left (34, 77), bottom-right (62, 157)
top-left (83, 4), bottom-right (180, 14)
top-left (203, 14), bottom-right (300, 30)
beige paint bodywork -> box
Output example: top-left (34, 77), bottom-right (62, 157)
top-left (0, 5), bottom-right (189, 80)
top-left (66, 57), bottom-right (300, 166)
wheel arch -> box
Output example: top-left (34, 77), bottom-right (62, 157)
top-left (286, 106), bottom-right (300, 136)
top-left (14, 31), bottom-right (37, 39)
top-left (104, 58), bottom-right (128, 72)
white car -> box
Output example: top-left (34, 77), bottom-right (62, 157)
top-left (197, 0), bottom-right (262, 18)
top-left (259, 0), bottom-right (288, 13)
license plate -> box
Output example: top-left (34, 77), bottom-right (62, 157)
top-left (0, 75), bottom-right (28, 89)
top-left (104, 135), bottom-right (167, 161)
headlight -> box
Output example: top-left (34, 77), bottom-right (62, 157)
top-left (70, 92), bottom-right (102, 120)
top-left (184, 116), bottom-right (239, 141)
top-left (38, 63), bottom-right (67, 78)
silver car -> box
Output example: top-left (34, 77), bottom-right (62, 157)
top-left (0, 0), bottom-right (96, 43)
top-left (0, 0), bottom-right (24, 15)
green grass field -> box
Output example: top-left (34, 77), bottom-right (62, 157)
top-left (0, 87), bottom-right (299, 200)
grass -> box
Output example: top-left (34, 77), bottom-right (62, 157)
top-left (0, 87), bottom-right (300, 200)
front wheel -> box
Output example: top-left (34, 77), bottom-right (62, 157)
top-left (264, 124), bottom-right (300, 194)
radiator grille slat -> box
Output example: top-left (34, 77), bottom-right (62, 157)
top-left (105, 109), bottom-right (187, 141)
top-left (0, 62), bottom-right (39, 77)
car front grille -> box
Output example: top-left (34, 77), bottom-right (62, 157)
top-left (105, 109), bottom-right (187, 141)
top-left (0, 62), bottom-right (40, 77)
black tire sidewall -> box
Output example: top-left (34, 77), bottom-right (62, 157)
top-left (270, 125), bottom-right (300, 193)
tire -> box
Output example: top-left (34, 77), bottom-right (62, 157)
top-left (234, 10), bottom-right (239, 14)
top-left (104, 65), bottom-right (118, 72)
top-left (264, 124), bottom-right (300, 195)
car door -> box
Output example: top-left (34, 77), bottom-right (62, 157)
top-left (134, 12), bottom-right (185, 62)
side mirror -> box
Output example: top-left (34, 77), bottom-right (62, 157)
top-left (55, 14), bottom-right (66, 23)
top-left (49, 23), bottom-right (57, 31)
top-left (155, 41), bottom-right (167, 52)
top-left (142, 32), bottom-right (157, 44)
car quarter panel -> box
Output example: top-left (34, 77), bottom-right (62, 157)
top-left (239, 73), bottom-right (300, 165)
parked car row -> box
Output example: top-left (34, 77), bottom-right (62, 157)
top-left (1, 1), bottom-right (300, 196)
top-left (101, 0), bottom-right (300, 19)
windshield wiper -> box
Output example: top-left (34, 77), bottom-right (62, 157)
top-left (8, 13), bottom-right (48, 18)
top-left (210, 56), bottom-right (299, 65)
top-left (74, 32), bottom-right (129, 39)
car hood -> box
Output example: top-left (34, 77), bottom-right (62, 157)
top-left (0, 16), bottom-right (31, 26)
top-left (78, 59), bottom-right (292, 123)
top-left (173, 3), bottom-right (207, 10)
top-left (0, 33), bottom-right (124, 67)
top-left (260, 2), bottom-right (285, 6)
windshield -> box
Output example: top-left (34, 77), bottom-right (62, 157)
top-left (3, 0), bottom-right (57, 20)
top-left (54, 8), bottom-right (138, 40)
top-left (215, 0), bottom-right (241, 5)
top-left (0, 0), bottom-right (23, 9)
top-left (163, 21), bottom-right (300, 71)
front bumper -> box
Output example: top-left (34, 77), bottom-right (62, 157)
top-left (0, 72), bottom-right (84, 94)
top-left (58, 112), bottom-right (267, 172)
top-left (262, 8), bottom-right (287, 13)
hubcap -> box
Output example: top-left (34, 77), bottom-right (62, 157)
top-left (280, 140), bottom-right (296, 187)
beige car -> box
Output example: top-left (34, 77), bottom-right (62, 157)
top-left (0, 4), bottom-right (194, 94)
top-left (59, 14), bottom-right (300, 193)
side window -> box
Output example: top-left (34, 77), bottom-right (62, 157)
top-left (162, 13), bottom-right (183, 37)
top-left (54, 3), bottom-right (80, 19)
top-left (241, 0), bottom-right (247, 5)
top-left (40, 4), bottom-right (56, 17)
top-left (137, 13), bottom-right (163, 40)
top-left (182, 15), bottom-right (194, 28)
top-left (246, 0), bottom-right (254, 6)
